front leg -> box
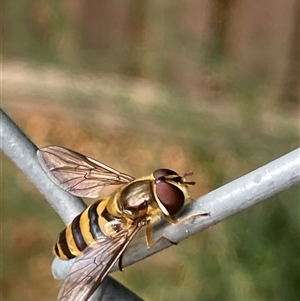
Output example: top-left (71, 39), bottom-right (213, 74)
top-left (145, 211), bottom-right (210, 248)
top-left (145, 226), bottom-right (177, 249)
top-left (165, 211), bottom-right (210, 225)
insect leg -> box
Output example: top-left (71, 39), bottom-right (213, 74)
top-left (145, 226), bottom-right (177, 249)
top-left (145, 212), bottom-right (210, 249)
top-left (165, 211), bottom-right (210, 225)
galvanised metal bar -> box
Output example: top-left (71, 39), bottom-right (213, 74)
top-left (1, 108), bottom-right (144, 301)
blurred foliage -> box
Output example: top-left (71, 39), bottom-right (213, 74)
top-left (2, 1), bottom-right (300, 301)
top-left (4, 0), bottom-right (298, 102)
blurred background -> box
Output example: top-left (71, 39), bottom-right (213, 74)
top-left (2, 1), bottom-right (299, 301)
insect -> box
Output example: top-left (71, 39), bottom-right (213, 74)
top-left (37, 145), bottom-right (208, 301)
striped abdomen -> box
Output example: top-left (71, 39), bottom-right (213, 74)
top-left (54, 200), bottom-right (110, 260)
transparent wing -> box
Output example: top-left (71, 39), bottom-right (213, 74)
top-left (57, 221), bottom-right (144, 301)
top-left (37, 146), bottom-right (135, 198)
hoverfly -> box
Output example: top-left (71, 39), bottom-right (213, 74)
top-left (37, 146), bottom-right (208, 301)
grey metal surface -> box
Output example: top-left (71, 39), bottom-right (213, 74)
top-left (1, 108), bottom-right (144, 301)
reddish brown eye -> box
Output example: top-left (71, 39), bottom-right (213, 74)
top-left (156, 181), bottom-right (184, 216)
top-left (153, 169), bottom-right (185, 215)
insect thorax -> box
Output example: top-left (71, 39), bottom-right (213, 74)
top-left (107, 179), bottom-right (157, 216)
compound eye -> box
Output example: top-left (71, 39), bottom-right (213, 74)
top-left (156, 181), bottom-right (184, 216)
top-left (153, 169), bottom-right (179, 180)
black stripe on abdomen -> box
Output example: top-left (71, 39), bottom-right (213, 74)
top-left (71, 213), bottom-right (88, 251)
top-left (54, 243), bottom-right (60, 257)
top-left (58, 228), bottom-right (75, 259)
top-left (88, 201), bottom-right (102, 239)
